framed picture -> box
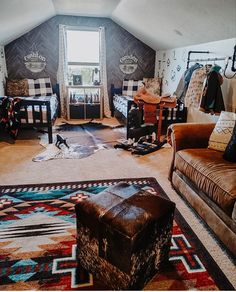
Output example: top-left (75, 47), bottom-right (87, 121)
top-left (73, 75), bottom-right (82, 85)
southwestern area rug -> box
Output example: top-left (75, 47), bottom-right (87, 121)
top-left (0, 177), bottom-right (234, 290)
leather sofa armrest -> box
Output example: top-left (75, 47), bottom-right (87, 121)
top-left (167, 123), bottom-right (215, 181)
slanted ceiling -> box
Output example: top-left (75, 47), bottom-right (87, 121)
top-left (0, 0), bottom-right (235, 49)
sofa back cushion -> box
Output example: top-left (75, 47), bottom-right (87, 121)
top-left (208, 111), bottom-right (236, 152)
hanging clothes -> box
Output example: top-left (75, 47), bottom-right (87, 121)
top-left (184, 66), bottom-right (207, 108)
top-left (174, 63), bottom-right (202, 103)
top-left (221, 77), bottom-right (236, 112)
top-left (199, 70), bottom-right (225, 114)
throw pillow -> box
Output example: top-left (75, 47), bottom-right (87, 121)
top-left (223, 121), bottom-right (236, 162)
top-left (143, 77), bottom-right (162, 96)
top-left (28, 77), bottom-right (53, 97)
top-left (208, 111), bottom-right (236, 151)
top-left (122, 79), bottom-right (143, 97)
top-left (6, 78), bottom-right (29, 97)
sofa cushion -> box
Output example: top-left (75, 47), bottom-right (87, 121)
top-left (175, 148), bottom-right (236, 217)
top-left (208, 111), bottom-right (236, 152)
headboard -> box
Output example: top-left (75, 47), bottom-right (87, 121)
top-left (110, 84), bottom-right (122, 116)
top-left (111, 83), bottom-right (122, 96)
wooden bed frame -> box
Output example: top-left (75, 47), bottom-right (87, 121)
top-left (19, 84), bottom-right (59, 144)
top-left (111, 83), bottom-right (187, 139)
top-left (19, 98), bottom-right (56, 144)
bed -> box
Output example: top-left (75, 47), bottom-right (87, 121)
top-left (19, 94), bottom-right (58, 143)
top-left (111, 79), bottom-right (187, 138)
top-left (2, 77), bottom-right (59, 143)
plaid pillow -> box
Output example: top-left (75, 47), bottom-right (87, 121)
top-left (122, 79), bottom-right (143, 97)
top-left (28, 77), bottom-right (53, 97)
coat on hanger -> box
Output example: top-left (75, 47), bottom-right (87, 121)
top-left (174, 63), bottom-right (202, 103)
top-left (199, 70), bottom-right (225, 114)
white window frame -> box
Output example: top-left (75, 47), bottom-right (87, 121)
top-left (66, 26), bottom-right (100, 75)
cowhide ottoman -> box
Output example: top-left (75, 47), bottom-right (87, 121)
top-left (75, 182), bottom-right (175, 290)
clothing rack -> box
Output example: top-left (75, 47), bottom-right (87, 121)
top-left (186, 50), bottom-right (232, 69)
top-left (232, 45), bottom-right (236, 72)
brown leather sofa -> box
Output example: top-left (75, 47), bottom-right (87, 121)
top-left (167, 123), bottom-right (236, 256)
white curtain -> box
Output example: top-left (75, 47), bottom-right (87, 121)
top-left (0, 46), bottom-right (7, 96)
top-left (57, 25), bottom-right (68, 118)
top-left (99, 27), bottom-right (111, 117)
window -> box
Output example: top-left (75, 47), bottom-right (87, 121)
top-left (66, 29), bottom-right (100, 86)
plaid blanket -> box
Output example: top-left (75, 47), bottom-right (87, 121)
top-left (0, 96), bottom-right (22, 139)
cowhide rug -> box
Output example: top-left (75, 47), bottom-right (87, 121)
top-left (33, 122), bottom-right (125, 162)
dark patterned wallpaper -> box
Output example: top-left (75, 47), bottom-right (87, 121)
top-left (5, 15), bottom-right (155, 100)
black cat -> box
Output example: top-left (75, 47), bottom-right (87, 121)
top-left (55, 134), bottom-right (69, 149)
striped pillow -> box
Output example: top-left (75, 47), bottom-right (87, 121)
top-left (208, 111), bottom-right (236, 151)
top-left (122, 79), bottom-right (143, 97)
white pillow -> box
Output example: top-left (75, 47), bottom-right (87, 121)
top-left (208, 111), bottom-right (236, 151)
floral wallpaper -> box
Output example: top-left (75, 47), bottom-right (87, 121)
top-left (0, 46), bottom-right (7, 96)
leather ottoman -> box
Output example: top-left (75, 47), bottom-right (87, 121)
top-left (75, 182), bottom-right (175, 290)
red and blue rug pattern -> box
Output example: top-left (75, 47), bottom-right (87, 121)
top-left (0, 178), bottom-right (234, 290)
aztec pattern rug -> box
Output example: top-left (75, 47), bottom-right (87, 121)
top-left (0, 178), bottom-right (234, 290)
top-left (34, 122), bottom-right (125, 162)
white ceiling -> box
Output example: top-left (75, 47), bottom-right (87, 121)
top-left (112, 0), bottom-right (236, 50)
top-left (53, 0), bottom-right (120, 17)
top-left (0, 0), bottom-right (55, 46)
top-left (0, 0), bottom-right (235, 50)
